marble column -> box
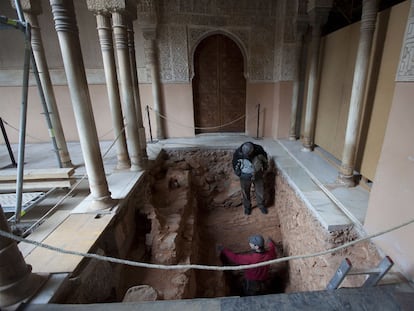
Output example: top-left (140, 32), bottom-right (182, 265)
top-left (112, 11), bottom-right (144, 171)
top-left (16, 0), bottom-right (72, 168)
top-left (49, 0), bottom-right (115, 210)
top-left (143, 28), bottom-right (165, 140)
top-left (289, 18), bottom-right (308, 141)
top-left (93, 11), bottom-right (131, 170)
top-left (339, 0), bottom-right (379, 186)
top-left (0, 208), bottom-right (46, 308)
top-left (127, 17), bottom-right (148, 162)
top-left (302, 1), bottom-right (332, 151)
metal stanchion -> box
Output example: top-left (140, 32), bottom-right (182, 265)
top-left (255, 103), bottom-right (262, 140)
top-left (0, 118), bottom-right (17, 168)
top-left (146, 105), bottom-right (155, 143)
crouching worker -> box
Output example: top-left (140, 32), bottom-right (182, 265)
top-left (232, 141), bottom-right (269, 215)
top-left (218, 235), bottom-right (276, 296)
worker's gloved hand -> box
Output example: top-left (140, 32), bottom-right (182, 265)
top-left (234, 160), bottom-right (242, 176)
top-left (267, 237), bottom-right (275, 245)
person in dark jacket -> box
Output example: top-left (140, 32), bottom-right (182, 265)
top-left (218, 235), bottom-right (276, 296)
top-left (232, 141), bottom-right (269, 215)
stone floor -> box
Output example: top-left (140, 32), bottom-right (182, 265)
top-left (18, 283), bottom-right (414, 311)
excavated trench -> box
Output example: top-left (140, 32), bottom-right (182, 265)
top-left (119, 148), bottom-right (288, 301)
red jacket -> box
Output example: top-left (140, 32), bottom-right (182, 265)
top-left (221, 241), bottom-right (276, 281)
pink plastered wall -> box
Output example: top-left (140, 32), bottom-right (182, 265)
top-left (365, 82), bottom-right (414, 281)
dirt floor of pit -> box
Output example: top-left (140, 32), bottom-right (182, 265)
top-left (119, 149), bottom-right (288, 301)
top-left (195, 202), bottom-right (288, 298)
top-left (120, 203), bottom-right (287, 300)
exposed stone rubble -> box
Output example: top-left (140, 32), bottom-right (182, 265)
top-left (52, 148), bottom-right (387, 304)
top-left (129, 149), bottom-right (286, 299)
top-left (275, 172), bottom-right (382, 292)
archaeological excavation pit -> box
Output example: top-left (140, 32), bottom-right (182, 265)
top-left (53, 148), bottom-right (382, 304)
top-left (118, 148), bottom-right (287, 301)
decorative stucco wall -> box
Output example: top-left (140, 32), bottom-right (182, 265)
top-left (137, 0), bottom-right (300, 83)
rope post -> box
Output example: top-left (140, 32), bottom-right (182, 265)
top-left (256, 103), bottom-right (261, 140)
top-left (0, 118), bottom-right (17, 167)
top-left (146, 105), bottom-right (154, 143)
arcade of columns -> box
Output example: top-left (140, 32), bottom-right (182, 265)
top-left (0, 0), bottom-right (385, 307)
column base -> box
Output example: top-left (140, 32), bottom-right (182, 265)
top-left (337, 173), bottom-right (356, 187)
top-left (289, 135), bottom-right (297, 141)
top-left (116, 160), bottom-right (131, 170)
top-left (0, 271), bottom-right (48, 308)
top-left (302, 140), bottom-right (314, 152)
top-left (61, 160), bottom-right (74, 168)
top-left (301, 145), bottom-right (313, 152)
top-left (88, 197), bottom-right (119, 212)
top-left (130, 164), bottom-right (142, 172)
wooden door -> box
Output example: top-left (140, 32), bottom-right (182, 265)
top-left (193, 34), bottom-right (246, 134)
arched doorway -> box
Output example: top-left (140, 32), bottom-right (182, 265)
top-left (192, 34), bottom-right (246, 134)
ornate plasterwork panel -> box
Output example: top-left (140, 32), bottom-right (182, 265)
top-left (281, 44), bottom-right (297, 81)
top-left (144, 0), bottom-right (299, 83)
top-left (156, 24), bottom-right (188, 82)
top-left (396, 1), bottom-right (414, 82)
top-left (249, 27), bottom-right (275, 81)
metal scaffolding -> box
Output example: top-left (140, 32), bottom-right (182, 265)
top-left (0, 0), bottom-right (61, 224)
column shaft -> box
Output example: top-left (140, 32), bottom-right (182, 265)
top-left (127, 19), bottom-right (148, 161)
top-left (112, 11), bottom-right (143, 171)
top-left (289, 22), bottom-right (307, 141)
top-left (25, 12), bottom-right (73, 168)
top-left (49, 0), bottom-right (114, 208)
top-left (302, 22), bottom-right (322, 151)
top-left (96, 13), bottom-right (130, 170)
top-left (339, 0), bottom-right (379, 185)
top-left (147, 38), bottom-right (164, 140)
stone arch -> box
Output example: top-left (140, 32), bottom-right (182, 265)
top-left (188, 28), bottom-right (249, 81)
top-left (192, 33), bottom-right (246, 134)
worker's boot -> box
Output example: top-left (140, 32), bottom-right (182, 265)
top-left (259, 205), bottom-right (268, 214)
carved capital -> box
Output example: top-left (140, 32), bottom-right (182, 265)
top-left (86, 0), bottom-right (136, 19)
top-left (307, 0), bottom-right (333, 27)
top-left (294, 14), bottom-right (310, 38)
top-left (96, 14), bottom-right (113, 51)
top-left (50, 0), bottom-right (78, 34)
top-left (112, 12), bottom-right (128, 50)
top-left (137, 0), bottom-right (158, 25)
top-left (307, 0), bottom-right (334, 12)
top-left (360, 0), bottom-right (379, 32)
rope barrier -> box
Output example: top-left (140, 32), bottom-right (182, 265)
top-left (146, 105), bottom-right (247, 130)
top-left (3, 216), bottom-right (413, 272)
top-left (2, 118), bottom-right (44, 142)
top-left (22, 125), bottom-right (127, 236)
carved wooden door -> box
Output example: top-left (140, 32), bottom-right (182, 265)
top-left (193, 34), bottom-right (246, 134)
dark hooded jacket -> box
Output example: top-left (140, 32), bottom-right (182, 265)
top-left (232, 143), bottom-right (268, 179)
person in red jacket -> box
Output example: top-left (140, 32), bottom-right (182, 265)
top-left (218, 235), bottom-right (277, 296)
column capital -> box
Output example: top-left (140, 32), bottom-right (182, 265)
top-left (307, 0), bottom-right (334, 12)
top-left (137, 0), bottom-right (158, 26)
top-left (86, 0), bottom-right (136, 18)
top-left (360, 0), bottom-right (379, 31)
top-left (307, 0), bottom-right (333, 27)
top-left (11, 0), bottom-right (42, 15)
top-left (294, 14), bottom-right (310, 38)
